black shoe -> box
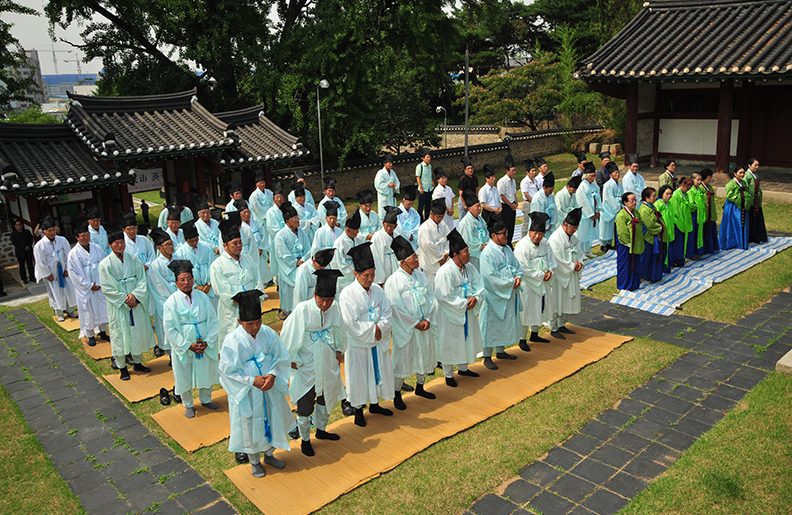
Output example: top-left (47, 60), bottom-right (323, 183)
top-left (0, 291), bottom-right (8, 298)
top-left (483, 357), bottom-right (498, 370)
top-left (172, 388), bottom-right (181, 404)
top-left (87, 337), bottom-right (97, 347)
top-left (458, 369), bottom-right (479, 377)
top-left (415, 383), bottom-right (436, 399)
top-left (110, 356), bottom-right (119, 370)
top-left (168, 358), bottom-right (172, 368)
top-left (519, 339), bottom-right (531, 352)
top-left (393, 391), bottom-right (406, 410)
top-left (235, 452), bottom-right (249, 464)
top-left (289, 427), bottom-right (300, 440)
top-left (530, 332), bottom-right (550, 343)
top-left (354, 408), bottom-right (366, 427)
top-left (557, 326), bottom-right (575, 334)
top-left (496, 351), bottom-right (517, 360)
top-left (133, 363), bottom-right (151, 373)
top-left (125, 354), bottom-right (135, 365)
top-left (119, 367), bottom-right (130, 381)
top-left (341, 399), bottom-right (355, 417)
top-left (436, 361), bottom-right (442, 369)
top-left (99, 331), bottom-right (111, 342)
top-left (550, 331), bottom-right (566, 340)
top-left (600, 245), bottom-right (609, 253)
top-left (370, 403), bottom-right (393, 416)
top-left (153, 346), bottom-right (165, 358)
top-left (315, 429), bottom-right (340, 441)
top-left (301, 439), bottom-right (315, 457)
top-left (400, 383), bottom-right (414, 392)
top-left (159, 388), bottom-right (171, 406)
top-left (445, 377), bottom-right (458, 387)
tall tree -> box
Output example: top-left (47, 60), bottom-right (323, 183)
top-left (0, 0), bottom-right (41, 116)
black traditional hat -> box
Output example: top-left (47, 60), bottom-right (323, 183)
top-left (383, 205), bottom-right (399, 225)
top-left (210, 208), bottom-right (224, 222)
top-left (599, 150), bottom-right (611, 160)
top-left (483, 164), bottom-right (496, 178)
top-left (181, 220), bottom-right (199, 240)
top-left (323, 177), bottom-right (337, 190)
top-left (564, 207), bottom-right (583, 226)
top-left (175, 192), bottom-right (190, 207)
top-left (574, 151), bottom-right (587, 163)
top-left (280, 201), bottom-right (298, 220)
top-left (347, 242), bottom-right (375, 273)
top-left (292, 183), bottom-right (306, 198)
top-left (430, 198), bottom-right (446, 215)
top-left (356, 189), bottom-right (374, 205)
top-left (82, 205), bottom-right (100, 220)
top-left (462, 190), bottom-right (479, 209)
top-left (294, 169), bottom-right (305, 180)
top-left (271, 181), bottom-right (283, 196)
top-left (543, 172), bottom-right (555, 189)
top-left (433, 167), bottom-right (446, 181)
top-left (534, 156), bottom-right (547, 167)
top-left (39, 213), bottom-right (56, 230)
top-left (528, 212), bottom-right (549, 233)
top-left (447, 228), bottom-right (468, 257)
top-left (232, 199), bottom-right (249, 212)
top-left (627, 153), bottom-right (639, 165)
top-left (402, 184), bottom-right (418, 201)
top-left (605, 161), bottom-right (619, 174)
top-left (225, 180), bottom-right (241, 196)
top-left (461, 155), bottom-right (474, 169)
top-left (314, 248), bottom-right (335, 267)
top-left (219, 219), bottom-right (241, 243)
top-left (504, 154), bottom-right (516, 169)
top-left (346, 207), bottom-right (362, 230)
top-left (391, 236), bottom-right (415, 261)
top-left (72, 216), bottom-right (90, 236)
top-left (232, 290), bottom-right (264, 322)
top-left (120, 211), bottom-right (138, 229)
top-left (193, 195), bottom-right (210, 212)
top-left (487, 214), bottom-right (507, 235)
top-left (568, 175), bottom-right (583, 189)
top-left (583, 162), bottom-right (596, 174)
top-left (421, 148), bottom-right (431, 158)
top-left (137, 224), bottom-right (149, 237)
top-left (253, 169), bottom-right (267, 183)
top-left (322, 200), bottom-right (338, 217)
top-left (106, 222), bottom-right (124, 244)
top-left (524, 159), bottom-right (536, 171)
top-left (150, 228), bottom-right (171, 247)
top-left (168, 260), bottom-right (193, 278)
top-left (313, 269), bottom-right (343, 298)
top-left (383, 154), bottom-right (394, 164)
top-left (167, 205), bottom-right (182, 221)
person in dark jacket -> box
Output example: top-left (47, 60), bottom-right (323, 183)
top-left (11, 220), bottom-right (35, 283)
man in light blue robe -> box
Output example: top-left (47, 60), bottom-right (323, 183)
top-left (357, 189), bottom-right (380, 241)
top-left (173, 220), bottom-right (217, 309)
top-left (374, 155), bottom-right (400, 219)
top-left (622, 155), bottom-right (646, 199)
top-left (316, 177), bottom-right (347, 229)
top-left (157, 198), bottom-right (194, 229)
top-left (576, 162), bottom-right (601, 258)
top-left (293, 249), bottom-right (335, 307)
top-left (84, 205), bottom-right (111, 256)
top-left (331, 208), bottom-right (364, 292)
top-left (599, 162), bottom-right (623, 250)
top-left (121, 211), bottom-right (156, 269)
top-left (372, 206), bottom-right (400, 286)
top-left (219, 289), bottom-right (292, 476)
top-left (456, 191), bottom-right (488, 270)
top-left (273, 202), bottom-right (312, 319)
top-left (530, 172), bottom-right (556, 237)
top-left (193, 196), bottom-right (221, 254)
top-left (225, 180), bottom-right (247, 213)
top-left (148, 228), bottom-right (178, 358)
top-left (479, 215), bottom-right (523, 371)
top-left (396, 185), bottom-right (420, 251)
top-left (287, 169), bottom-right (315, 207)
top-left (248, 171), bottom-right (274, 227)
top-left (236, 200), bottom-right (272, 288)
top-left (165, 207), bottom-right (186, 251)
top-left (293, 183), bottom-right (321, 244)
top-left (310, 201), bottom-right (343, 256)
top-left (555, 175), bottom-right (581, 226)
top-left (265, 183), bottom-right (286, 281)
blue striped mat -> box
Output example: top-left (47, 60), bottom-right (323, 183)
top-left (580, 250), bottom-right (617, 289)
top-left (609, 237), bottom-right (792, 315)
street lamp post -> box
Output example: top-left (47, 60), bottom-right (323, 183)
top-left (317, 79), bottom-right (330, 183)
top-left (436, 106), bottom-right (447, 148)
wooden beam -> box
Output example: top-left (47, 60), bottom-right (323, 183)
top-left (736, 82), bottom-right (754, 168)
top-left (584, 81), bottom-right (628, 100)
top-left (715, 80), bottom-right (735, 174)
top-left (625, 83), bottom-right (638, 156)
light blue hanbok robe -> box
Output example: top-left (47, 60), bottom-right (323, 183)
top-left (292, 260), bottom-right (318, 307)
top-left (316, 196), bottom-right (347, 229)
top-left (209, 251), bottom-right (260, 347)
top-left (196, 218), bottom-right (220, 253)
top-left (124, 233), bottom-right (156, 268)
top-left (478, 241), bottom-right (523, 348)
top-left (384, 268), bottom-right (436, 379)
top-left (89, 225), bottom-right (111, 256)
top-left (555, 187), bottom-right (579, 227)
top-left (147, 255), bottom-right (177, 350)
top-left (374, 167), bottom-right (400, 219)
top-left (396, 204), bottom-right (421, 250)
top-left (219, 325), bottom-right (292, 454)
top-left (456, 213), bottom-right (488, 269)
top-left (265, 204), bottom-right (285, 279)
top-left (295, 200), bottom-right (321, 244)
top-left (359, 210), bottom-right (381, 240)
top-left (331, 232), bottom-right (363, 293)
top-left (165, 227), bottom-right (185, 252)
top-left (173, 240), bottom-right (217, 301)
top-left (245, 219), bottom-right (272, 287)
top-left (600, 179), bottom-right (623, 243)
top-left (310, 224), bottom-right (342, 257)
top-left (432, 259), bottom-right (484, 366)
top-left (622, 171), bottom-right (646, 200)
top-left (288, 188), bottom-right (315, 208)
top-left (273, 226), bottom-right (312, 314)
top-left (249, 187), bottom-right (274, 227)
top-left (530, 190), bottom-right (556, 237)
top-left (576, 180), bottom-right (601, 252)
top-left (158, 206), bottom-right (193, 229)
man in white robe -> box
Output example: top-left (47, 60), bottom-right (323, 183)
top-left (433, 229), bottom-right (483, 387)
top-left (34, 214), bottom-right (78, 321)
top-left (431, 168), bottom-right (455, 231)
top-left (248, 170), bottom-right (274, 229)
top-left (273, 202), bottom-right (312, 319)
top-left (384, 236), bottom-right (437, 411)
top-left (548, 208), bottom-right (584, 338)
top-left (67, 218), bottom-right (109, 346)
top-left (287, 169), bottom-right (315, 207)
top-left (173, 220), bottom-right (217, 308)
top-left (219, 290), bottom-right (291, 477)
top-left (374, 154), bottom-right (400, 219)
top-left (164, 207), bottom-right (186, 251)
top-left (293, 249), bottom-right (335, 307)
top-left (417, 199), bottom-right (450, 288)
top-left (339, 242), bottom-right (394, 427)
top-left (84, 205), bottom-right (110, 257)
top-left (148, 228), bottom-right (178, 358)
top-left (330, 208), bottom-right (364, 293)
top-left (456, 191), bottom-right (488, 270)
top-left (530, 172), bottom-right (556, 237)
top-left (158, 194), bottom-right (194, 229)
top-left (265, 183), bottom-right (286, 282)
top-left (121, 212), bottom-right (156, 268)
top-left (316, 177), bottom-right (348, 229)
top-left (293, 183), bottom-right (321, 244)
top-left (98, 223), bottom-right (156, 379)
top-left (194, 196), bottom-right (221, 254)
top-left (514, 212), bottom-right (556, 348)
top-left (310, 200), bottom-right (343, 256)
top-left (224, 181), bottom-right (247, 213)
top-left (576, 163), bottom-right (601, 258)
top-left (357, 189), bottom-right (381, 241)
top-left (600, 162), bottom-right (623, 251)
top-left (282, 269), bottom-right (346, 456)
top-left (555, 175), bottom-right (581, 225)
top-left (396, 185), bottom-right (421, 250)
top-left (371, 206), bottom-right (399, 286)
top-left (236, 200), bottom-right (272, 288)
top-left (163, 260), bottom-right (220, 418)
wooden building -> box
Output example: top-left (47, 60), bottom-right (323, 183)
top-left (578, 0), bottom-right (792, 172)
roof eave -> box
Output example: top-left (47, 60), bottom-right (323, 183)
top-left (5, 176), bottom-right (135, 197)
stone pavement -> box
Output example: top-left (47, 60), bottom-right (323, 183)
top-left (465, 291), bottom-right (792, 515)
top-left (0, 308), bottom-right (237, 515)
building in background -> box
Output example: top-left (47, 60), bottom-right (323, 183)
top-left (7, 50), bottom-right (48, 111)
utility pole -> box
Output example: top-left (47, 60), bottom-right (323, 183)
top-left (464, 45), bottom-right (470, 159)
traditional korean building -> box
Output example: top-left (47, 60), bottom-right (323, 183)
top-left (578, 0), bottom-right (792, 172)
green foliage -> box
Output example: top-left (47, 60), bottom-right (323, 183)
top-left (0, 0), bottom-right (42, 116)
top-left (2, 107), bottom-right (59, 124)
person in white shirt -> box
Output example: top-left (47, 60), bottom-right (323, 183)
top-left (622, 154), bottom-right (646, 199)
top-left (417, 199), bottom-right (450, 287)
top-left (572, 151), bottom-right (587, 178)
top-left (374, 155), bottom-right (400, 219)
top-left (431, 167), bottom-right (455, 231)
top-left (555, 175), bottom-right (582, 225)
top-left (520, 159), bottom-right (539, 224)
top-left (478, 165), bottom-right (501, 224)
top-left (497, 157), bottom-right (519, 244)
top-left (534, 157), bottom-right (550, 190)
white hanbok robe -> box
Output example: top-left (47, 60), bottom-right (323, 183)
top-left (34, 236), bottom-right (77, 311)
top-left (173, 241), bottom-right (217, 301)
top-left (282, 299), bottom-right (347, 408)
top-left (273, 226), bottom-right (312, 314)
top-left (371, 228), bottom-right (398, 285)
top-left (310, 223), bottom-right (342, 257)
top-left (576, 180), bottom-right (601, 252)
top-left (292, 260), bottom-right (319, 306)
top-left (555, 188), bottom-right (579, 227)
top-left (225, 199), bottom-right (247, 213)
top-left (245, 219), bottom-right (272, 286)
top-left (288, 188), bottom-right (315, 208)
top-left (158, 206), bottom-right (193, 229)
top-left (339, 281), bottom-right (393, 407)
top-left (622, 171), bottom-right (646, 200)
top-left (331, 232), bottom-right (363, 293)
top-left (548, 229), bottom-right (583, 317)
top-left (384, 268), bottom-right (436, 379)
top-left (478, 241), bottom-right (523, 348)
top-left (317, 196), bottom-right (347, 229)
top-left (432, 260), bottom-right (484, 365)
top-left (530, 190), bottom-right (556, 237)
top-left (163, 289), bottom-right (219, 395)
top-left (432, 184), bottom-right (456, 230)
top-left (514, 237), bottom-right (556, 330)
top-left (124, 234), bottom-right (156, 268)
top-left (295, 201), bottom-right (321, 244)
top-left (219, 325), bottom-right (292, 453)
top-left (89, 225), bottom-right (111, 256)
top-left (165, 227), bottom-right (185, 251)
top-left (417, 218), bottom-right (449, 286)
top-left (209, 251), bottom-right (261, 347)
top-left (374, 167), bottom-right (400, 219)
top-left (249, 187), bottom-right (274, 227)
top-left (359, 210), bottom-right (381, 240)
top-left (148, 255), bottom-right (177, 350)
top-left (600, 179), bottom-right (623, 242)
top-left (264, 204), bottom-right (285, 279)
top-left (397, 204), bottom-right (421, 250)
top-left (196, 218), bottom-right (220, 253)
top-left (239, 223), bottom-right (266, 289)
top-left (456, 213), bottom-right (488, 269)
top-left (98, 252), bottom-right (156, 356)
top-left (67, 243), bottom-right (108, 338)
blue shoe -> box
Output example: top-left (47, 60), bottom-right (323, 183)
top-left (87, 337), bottom-right (97, 347)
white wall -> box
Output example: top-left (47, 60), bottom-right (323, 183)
top-left (658, 119), bottom-right (739, 156)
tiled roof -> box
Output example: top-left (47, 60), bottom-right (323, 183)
top-left (65, 88), bottom-right (240, 160)
top-left (578, 0), bottom-right (792, 81)
top-left (213, 105), bottom-right (308, 169)
top-left (0, 123), bottom-right (133, 195)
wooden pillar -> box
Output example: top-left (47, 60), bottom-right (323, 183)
top-left (176, 158), bottom-right (189, 193)
top-left (715, 80), bottom-right (735, 174)
top-left (652, 84), bottom-right (662, 164)
top-left (119, 183), bottom-right (132, 212)
top-left (736, 81), bottom-right (754, 168)
top-left (194, 156), bottom-right (207, 196)
top-left (625, 83), bottom-right (639, 157)
top-left (26, 196), bottom-right (40, 228)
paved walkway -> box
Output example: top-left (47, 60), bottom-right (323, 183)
top-left (0, 308), bottom-right (237, 515)
top-left (464, 292), bottom-right (792, 515)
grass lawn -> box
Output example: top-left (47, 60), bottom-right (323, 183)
top-left (132, 189), bottom-right (165, 226)
top-left (0, 383), bottom-right (84, 515)
top-left (620, 372), bottom-right (792, 515)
